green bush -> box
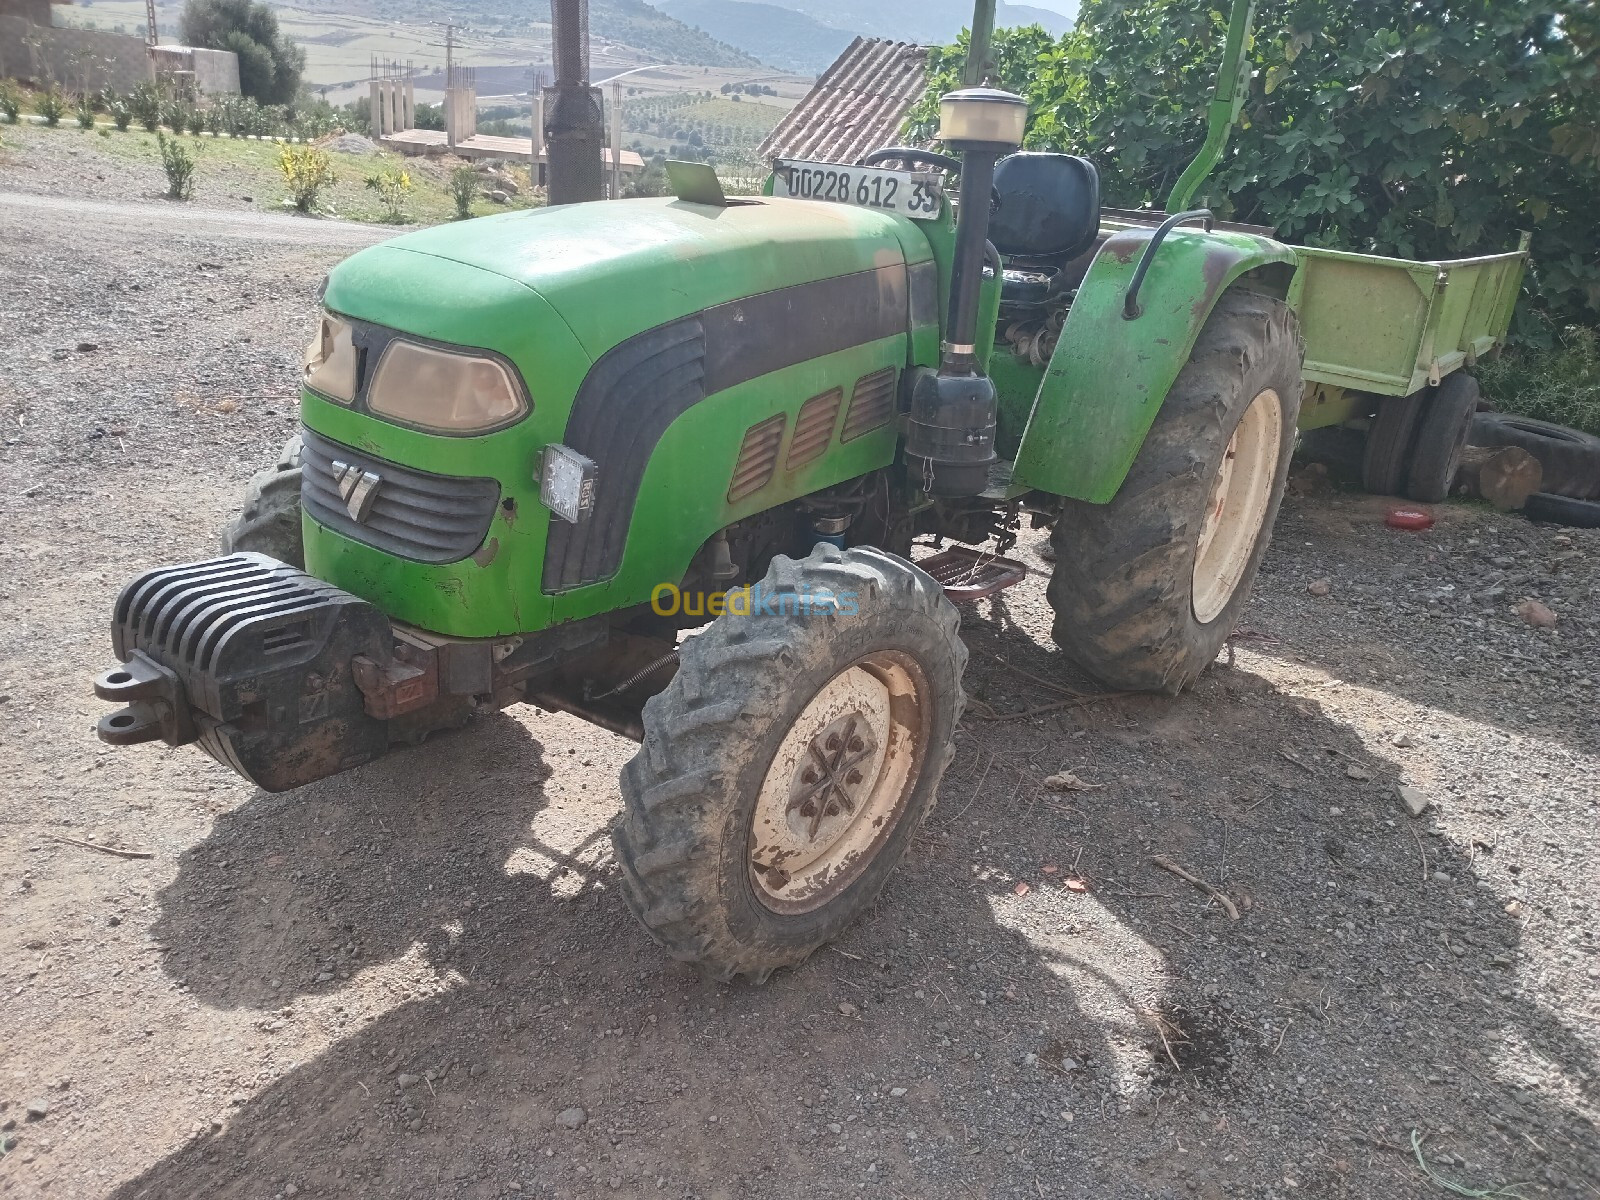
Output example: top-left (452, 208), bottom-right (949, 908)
top-left (0, 80), bottom-right (20, 124)
top-left (187, 107), bottom-right (206, 136)
top-left (110, 97), bottom-right (132, 130)
top-left (278, 142), bottom-right (334, 211)
top-left (912, 2), bottom-right (1600, 335)
top-left (74, 92), bottom-right (96, 129)
top-left (1480, 328), bottom-right (1600, 437)
top-left (35, 85), bottom-right (67, 127)
top-left (157, 131), bottom-right (197, 200)
top-left (447, 165), bottom-right (478, 219)
top-left (130, 82), bottom-right (161, 132)
top-left (364, 167), bottom-right (412, 223)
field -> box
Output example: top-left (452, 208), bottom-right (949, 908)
top-left (57, 0), bottom-right (813, 106)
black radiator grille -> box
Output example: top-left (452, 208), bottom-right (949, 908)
top-left (787, 388), bottom-right (843, 469)
top-left (299, 427), bottom-right (500, 564)
top-left (841, 368), bottom-right (898, 442)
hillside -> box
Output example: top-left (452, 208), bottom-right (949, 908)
top-left (658, 0), bottom-right (854, 73)
top-left (299, 0), bottom-right (759, 68)
top-left (650, 0), bottom-right (1073, 46)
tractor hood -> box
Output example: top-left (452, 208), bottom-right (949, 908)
top-left (352, 196), bottom-right (931, 360)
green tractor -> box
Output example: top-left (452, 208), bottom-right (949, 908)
top-left (86, 1), bottom-right (1491, 980)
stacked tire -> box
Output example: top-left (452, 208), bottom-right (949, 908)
top-left (1467, 413), bottom-right (1600, 528)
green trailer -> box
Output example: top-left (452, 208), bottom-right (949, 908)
top-left (83, 0), bottom-right (1530, 981)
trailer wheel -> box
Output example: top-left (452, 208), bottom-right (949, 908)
top-left (220, 435), bottom-right (304, 568)
top-left (1362, 389), bottom-right (1428, 496)
top-left (1045, 290), bottom-right (1303, 695)
top-left (612, 544), bottom-right (965, 982)
top-left (1406, 374), bottom-right (1479, 502)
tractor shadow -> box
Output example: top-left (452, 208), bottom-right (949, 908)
top-left (116, 636), bottom-right (1598, 1198)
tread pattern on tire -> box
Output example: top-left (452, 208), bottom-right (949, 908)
top-left (1406, 373), bottom-right (1480, 503)
top-left (612, 544), bottom-right (966, 982)
top-left (220, 435), bottom-right (305, 567)
top-left (1045, 290), bottom-right (1304, 695)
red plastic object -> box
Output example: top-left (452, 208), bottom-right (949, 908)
top-left (1385, 506), bottom-right (1435, 531)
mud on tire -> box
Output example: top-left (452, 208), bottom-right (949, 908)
top-left (611, 544), bottom-right (966, 982)
top-left (220, 435), bottom-right (304, 568)
top-left (1046, 289), bottom-right (1303, 695)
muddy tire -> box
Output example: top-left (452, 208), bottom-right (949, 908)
top-left (1046, 290), bottom-right (1303, 695)
top-left (1362, 389), bottom-right (1428, 496)
top-left (612, 544), bottom-right (965, 982)
top-left (1406, 374), bottom-right (1480, 503)
top-left (220, 435), bottom-right (304, 567)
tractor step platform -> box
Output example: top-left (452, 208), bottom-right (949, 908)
top-left (917, 546), bottom-right (1029, 602)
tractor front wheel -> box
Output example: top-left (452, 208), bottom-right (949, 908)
top-left (1046, 290), bottom-right (1303, 694)
top-left (612, 545), bottom-right (965, 982)
top-left (221, 435), bottom-right (305, 567)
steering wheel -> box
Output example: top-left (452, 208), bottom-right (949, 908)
top-left (860, 147), bottom-right (963, 174)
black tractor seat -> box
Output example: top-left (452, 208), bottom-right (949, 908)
top-left (989, 152), bottom-right (1101, 308)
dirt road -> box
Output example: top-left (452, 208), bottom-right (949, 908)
top-left (1, 191), bottom-right (1596, 1200)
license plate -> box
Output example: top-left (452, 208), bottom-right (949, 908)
top-left (773, 159), bottom-right (944, 220)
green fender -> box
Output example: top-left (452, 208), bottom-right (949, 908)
top-left (1011, 226), bottom-right (1298, 503)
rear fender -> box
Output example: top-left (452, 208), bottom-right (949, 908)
top-left (1011, 227), bottom-right (1298, 502)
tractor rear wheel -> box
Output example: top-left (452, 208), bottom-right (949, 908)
top-left (1046, 290), bottom-right (1303, 694)
top-left (221, 435), bottom-right (304, 568)
top-left (612, 544), bottom-right (965, 982)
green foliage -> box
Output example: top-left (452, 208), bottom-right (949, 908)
top-left (911, 2), bottom-right (1600, 333)
top-left (35, 85), bottom-right (67, 127)
top-left (624, 155), bottom-right (670, 198)
top-left (74, 92), bottom-right (96, 130)
top-left (186, 107), bottom-right (207, 136)
top-left (1480, 328), bottom-right (1600, 436)
top-left (180, 0), bottom-right (306, 106)
top-left (279, 142), bottom-right (335, 212)
top-left (130, 82), bottom-right (161, 132)
top-left (0, 80), bottom-right (21, 124)
top-left (157, 131), bottom-right (197, 199)
top-left (110, 97), bottom-right (133, 131)
top-left (364, 167), bottom-right (413, 222)
top-left (447, 165), bottom-right (478, 219)
top-left (414, 101), bottom-right (444, 132)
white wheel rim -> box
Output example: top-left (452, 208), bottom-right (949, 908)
top-left (1192, 387), bottom-right (1282, 625)
top-left (749, 652), bottom-right (928, 914)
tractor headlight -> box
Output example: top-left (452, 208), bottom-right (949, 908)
top-left (366, 341), bottom-right (528, 434)
top-left (303, 313), bottom-right (358, 403)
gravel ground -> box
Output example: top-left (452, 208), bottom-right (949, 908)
top-left (0, 177), bottom-right (1596, 1200)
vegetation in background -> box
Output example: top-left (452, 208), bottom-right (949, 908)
top-left (0, 80), bottom-right (20, 124)
top-left (130, 82), bottom-right (161, 132)
top-left (1481, 330), bottom-right (1600, 436)
top-left (364, 168), bottom-right (413, 223)
top-left (110, 96), bottom-right (132, 131)
top-left (278, 143), bottom-right (335, 212)
top-left (35, 85), bottom-right (66, 127)
top-left (156, 131), bottom-right (197, 199)
top-left (447, 166), bottom-right (478, 220)
top-left (180, 0), bottom-right (306, 106)
top-left (911, 1), bottom-right (1600, 338)
top-left (73, 92), bottom-right (96, 130)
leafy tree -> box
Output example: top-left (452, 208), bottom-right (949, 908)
top-left (180, 0), bottom-right (305, 106)
top-left (910, 1), bottom-right (1599, 336)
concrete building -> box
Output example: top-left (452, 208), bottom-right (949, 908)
top-left (0, 0), bottom-right (239, 97)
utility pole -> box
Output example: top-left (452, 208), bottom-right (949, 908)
top-left (144, 0), bottom-right (159, 48)
top-left (545, 0), bottom-right (605, 204)
top-left (963, 0), bottom-right (996, 87)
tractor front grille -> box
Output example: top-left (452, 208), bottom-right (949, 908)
top-left (299, 427), bottom-right (500, 564)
